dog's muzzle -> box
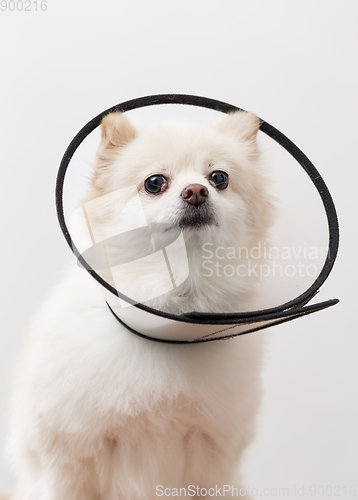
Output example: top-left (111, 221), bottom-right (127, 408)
top-left (176, 202), bottom-right (216, 229)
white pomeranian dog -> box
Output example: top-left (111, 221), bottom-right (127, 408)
top-left (7, 110), bottom-right (275, 500)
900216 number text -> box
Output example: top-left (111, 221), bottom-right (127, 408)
top-left (1, 0), bottom-right (47, 11)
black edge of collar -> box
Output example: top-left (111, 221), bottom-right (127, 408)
top-left (107, 299), bottom-right (339, 344)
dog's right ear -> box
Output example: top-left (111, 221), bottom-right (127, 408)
top-left (90, 113), bottom-right (137, 193)
top-left (99, 112), bottom-right (137, 151)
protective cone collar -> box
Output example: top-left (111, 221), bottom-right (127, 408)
top-left (56, 94), bottom-right (339, 344)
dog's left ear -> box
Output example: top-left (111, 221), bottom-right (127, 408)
top-left (218, 111), bottom-right (260, 141)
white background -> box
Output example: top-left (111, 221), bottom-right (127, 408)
top-left (0, 1), bottom-right (357, 498)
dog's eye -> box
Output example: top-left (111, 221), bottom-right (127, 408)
top-left (209, 171), bottom-right (229, 190)
top-left (144, 175), bottom-right (168, 194)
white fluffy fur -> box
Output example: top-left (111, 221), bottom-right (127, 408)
top-left (7, 111), bottom-right (275, 499)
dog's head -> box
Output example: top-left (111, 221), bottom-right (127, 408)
top-left (81, 111), bottom-right (275, 313)
top-left (88, 111), bottom-right (272, 241)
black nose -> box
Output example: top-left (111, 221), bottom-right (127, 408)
top-left (181, 184), bottom-right (209, 207)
